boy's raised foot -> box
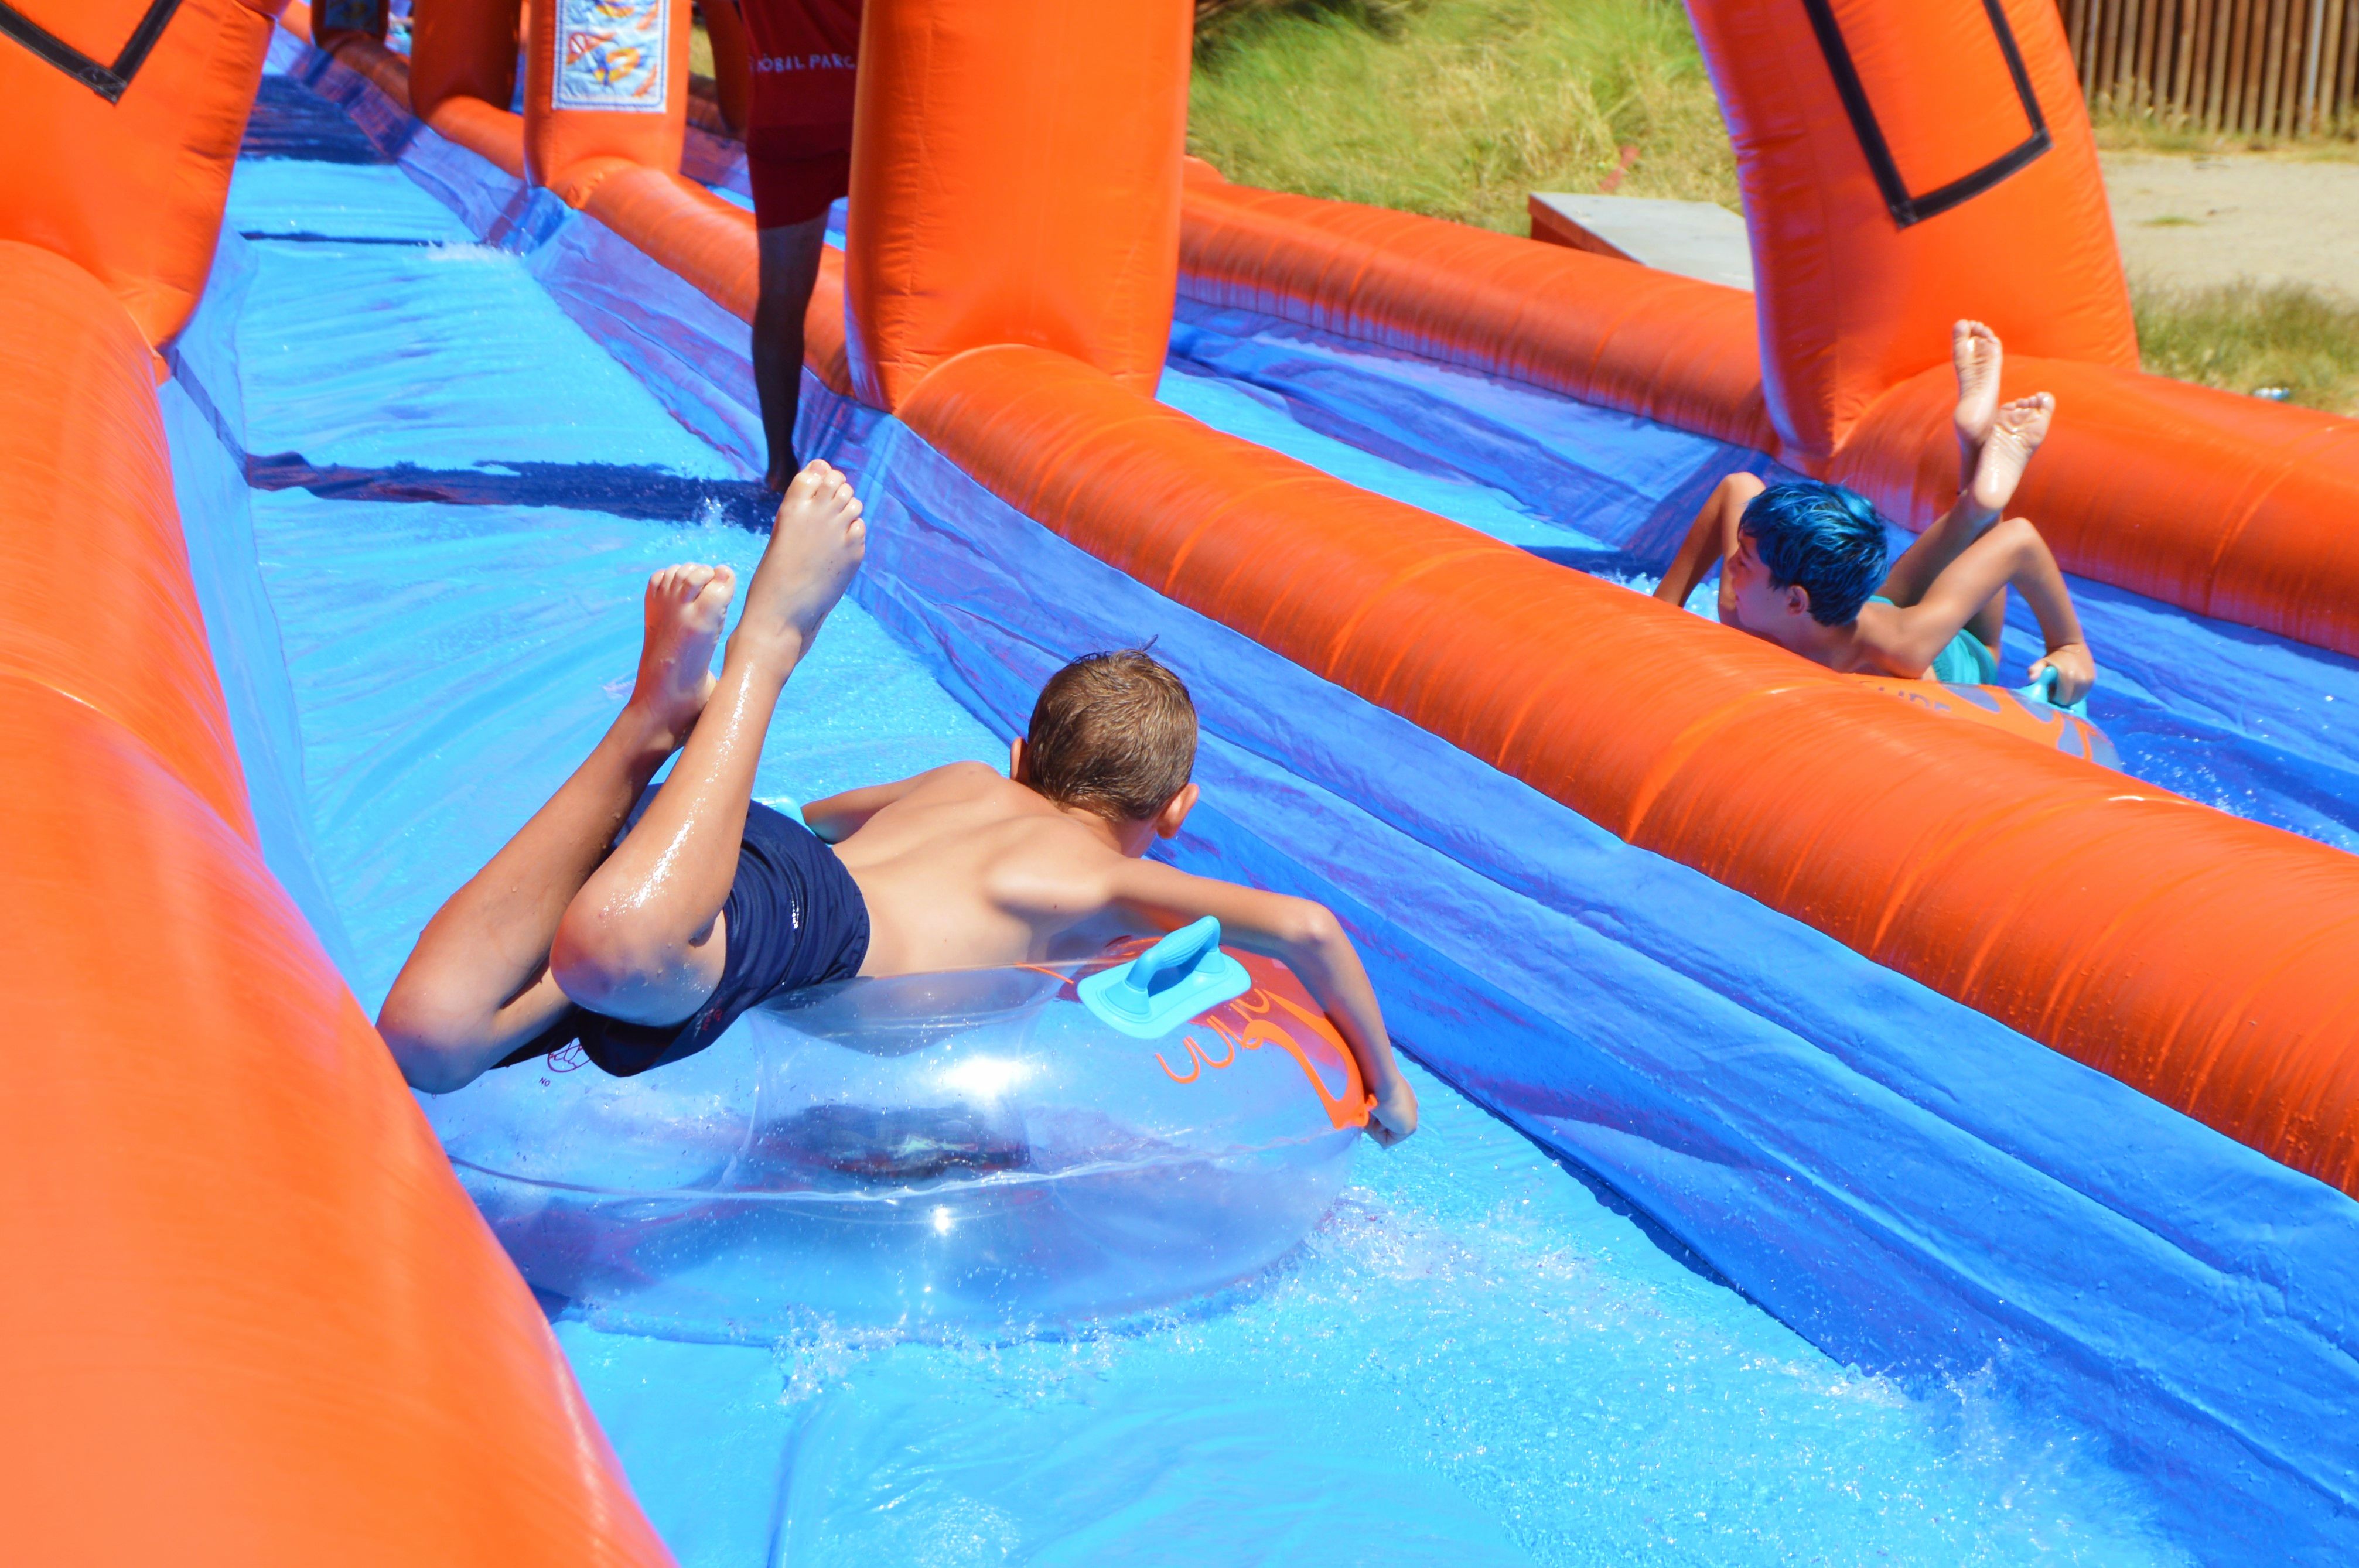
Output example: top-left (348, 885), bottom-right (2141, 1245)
top-left (1952, 317), bottom-right (2004, 483)
top-left (1969, 392), bottom-right (2055, 519)
top-left (628, 563), bottom-right (736, 751)
top-left (737, 459), bottom-right (867, 671)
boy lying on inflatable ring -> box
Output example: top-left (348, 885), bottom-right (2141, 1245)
top-left (1654, 321), bottom-right (2097, 709)
top-left (378, 461), bottom-right (1419, 1146)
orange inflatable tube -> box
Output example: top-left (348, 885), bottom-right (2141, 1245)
top-left (1688, 0), bottom-right (2136, 464)
top-left (0, 0), bottom-right (281, 347)
top-left (579, 162), bottom-right (760, 316)
top-left (0, 241), bottom-right (667, 1563)
top-left (409, 0), bottom-right (528, 176)
top-left (845, 0), bottom-right (1192, 409)
top-left (1851, 674), bottom-right (2116, 767)
top-left (1180, 177), bottom-right (1776, 455)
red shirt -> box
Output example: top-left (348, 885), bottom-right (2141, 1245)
top-left (734, 0), bottom-right (862, 145)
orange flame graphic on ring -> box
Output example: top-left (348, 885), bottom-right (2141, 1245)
top-left (1152, 985), bottom-right (1371, 1130)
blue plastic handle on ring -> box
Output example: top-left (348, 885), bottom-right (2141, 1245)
top-left (1077, 916), bottom-right (1252, 1040)
top-left (2017, 664), bottom-right (2090, 718)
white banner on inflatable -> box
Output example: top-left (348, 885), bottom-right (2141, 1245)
top-left (553, 0), bottom-right (670, 112)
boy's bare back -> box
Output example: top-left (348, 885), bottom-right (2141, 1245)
top-left (807, 648), bottom-right (1417, 1145)
top-left (821, 761), bottom-right (1149, 976)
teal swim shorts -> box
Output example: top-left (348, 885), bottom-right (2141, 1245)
top-left (1927, 627), bottom-right (2000, 685)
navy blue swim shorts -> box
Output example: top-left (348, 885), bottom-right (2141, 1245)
top-left (498, 791), bottom-right (870, 1078)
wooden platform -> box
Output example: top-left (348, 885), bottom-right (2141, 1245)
top-left (1527, 192), bottom-right (1753, 292)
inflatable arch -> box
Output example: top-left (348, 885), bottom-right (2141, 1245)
top-left (5, 0), bottom-right (2359, 1559)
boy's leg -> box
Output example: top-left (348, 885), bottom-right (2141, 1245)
top-left (1952, 319), bottom-right (2002, 489)
top-left (1955, 397), bottom-right (2054, 658)
top-left (1884, 319), bottom-right (2003, 609)
top-left (1966, 589), bottom-right (2007, 660)
top-left (1880, 394), bottom-right (2055, 610)
top-left (753, 215), bottom-right (832, 492)
top-left (550, 462), bottom-right (866, 1024)
top-left (379, 566), bottom-right (736, 1092)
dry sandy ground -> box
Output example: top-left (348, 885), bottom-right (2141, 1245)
top-left (2101, 151), bottom-right (2359, 299)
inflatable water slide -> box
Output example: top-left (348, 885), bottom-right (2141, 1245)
top-left (6, 0), bottom-right (2359, 1561)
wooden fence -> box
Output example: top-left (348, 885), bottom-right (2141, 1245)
top-left (2061, 0), bottom-right (2359, 134)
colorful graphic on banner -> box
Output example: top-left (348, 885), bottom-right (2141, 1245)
top-left (554, 0), bottom-right (670, 111)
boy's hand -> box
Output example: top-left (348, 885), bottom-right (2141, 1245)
top-left (2030, 641), bottom-right (2097, 707)
top-left (1365, 1075), bottom-right (1419, 1148)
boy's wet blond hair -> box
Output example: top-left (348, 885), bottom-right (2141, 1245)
top-left (1024, 650), bottom-right (1197, 823)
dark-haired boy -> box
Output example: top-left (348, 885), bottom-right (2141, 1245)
top-left (1653, 322), bottom-right (2096, 705)
top-left (378, 461), bottom-right (1418, 1145)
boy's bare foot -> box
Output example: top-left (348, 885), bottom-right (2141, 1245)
top-left (1952, 319), bottom-right (2003, 483)
top-left (1969, 392), bottom-right (2054, 518)
top-left (628, 563), bottom-right (736, 749)
top-left (736, 459), bottom-right (866, 671)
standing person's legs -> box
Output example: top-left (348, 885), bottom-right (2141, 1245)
top-left (752, 214), bottom-right (831, 491)
top-left (378, 565), bottom-right (736, 1092)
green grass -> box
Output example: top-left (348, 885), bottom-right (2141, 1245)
top-left (1188, 0), bottom-right (1735, 234)
top-left (2133, 279), bottom-right (2359, 415)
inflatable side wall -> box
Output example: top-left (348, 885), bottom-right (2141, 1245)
top-left (844, 0), bottom-right (1192, 409)
top-left (0, 10), bottom-right (669, 1562)
top-left (409, 0), bottom-right (518, 118)
top-left (0, 0), bottom-right (281, 347)
top-left (1688, 0), bottom-right (2138, 463)
top-left (408, 0), bottom-right (528, 174)
top-left (1177, 171), bottom-right (1778, 455)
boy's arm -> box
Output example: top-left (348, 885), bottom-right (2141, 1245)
top-left (1653, 473), bottom-right (1760, 612)
top-left (1897, 518), bottom-right (2096, 703)
top-left (1096, 856), bottom-right (1419, 1146)
top-left (800, 768), bottom-right (943, 842)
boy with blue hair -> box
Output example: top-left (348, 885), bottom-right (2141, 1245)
top-left (1653, 322), bottom-right (2096, 706)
